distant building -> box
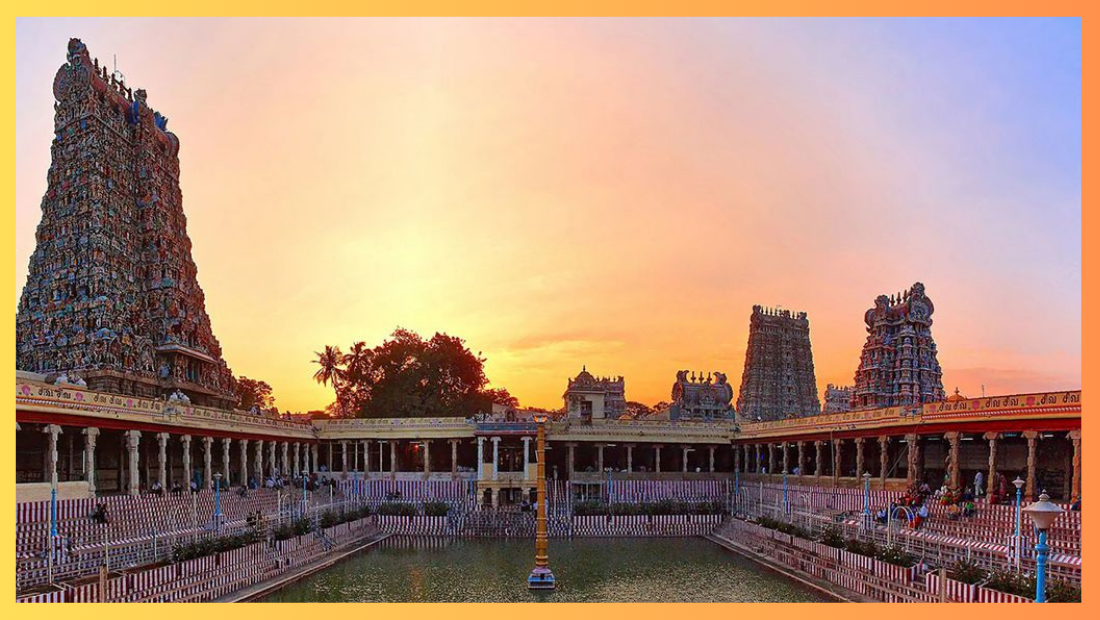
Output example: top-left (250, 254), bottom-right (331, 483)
top-left (823, 384), bottom-right (853, 413)
top-left (667, 370), bottom-right (735, 421)
top-left (563, 367), bottom-right (625, 423)
top-left (850, 282), bottom-right (945, 410)
top-left (737, 306), bottom-right (821, 421)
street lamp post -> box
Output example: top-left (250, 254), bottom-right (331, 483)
top-left (1022, 492), bottom-right (1064, 603)
top-left (782, 470), bottom-right (790, 517)
top-left (213, 472), bottom-right (223, 533)
top-left (1012, 476), bottom-right (1025, 570)
top-left (528, 414), bottom-right (555, 591)
top-left (862, 472), bottom-right (872, 532)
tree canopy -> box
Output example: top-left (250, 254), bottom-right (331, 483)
top-left (313, 328), bottom-right (516, 418)
top-left (235, 376), bottom-right (275, 411)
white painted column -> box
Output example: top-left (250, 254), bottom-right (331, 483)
top-left (626, 444), bottom-right (633, 472)
top-left (203, 436), bottom-right (214, 489)
top-left (83, 427), bottom-right (99, 494)
top-left (221, 437), bottom-right (232, 486)
top-left (450, 439), bottom-right (459, 476)
top-left (597, 444), bottom-right (605, 472)
top-left (268, 440), bottom-right (277, 478)
top-left (423, 440), bottom-right (431, 475)
top-left (655, 445), bottom-right (662, 473)
top-left (709, 446), bottom-right (716, 472)
top-left (181, 434), bottom-right (193, 488)
top-left (44, 424), bottom-right (62, 487)
top-left (239, 439), bottom-right (249, 486)
top-left (477, 438), bottom-right (485, 479)
top-left (682, 445), bottom-right (689, 473)
top-left (491, 437), bottom-right (501, 481)
top-left (390, 440), bottom-right (398, 476)
top-left (522, 436), bottom-right (532, 478)
top-left (156, 433), bottom-right (169, 491)
top-left (124, 430), bottom-right (141, 495)
top-left (254, 439), bottom-right (264, 481)
top-left (362, 440), bottom-right (370, 474)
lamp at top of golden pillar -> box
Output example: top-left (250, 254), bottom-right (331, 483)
top-left (528, 413), bottom-right (556, 590)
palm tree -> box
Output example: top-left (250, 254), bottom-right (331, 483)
top-left (312, 345), bottom-right (345, 388)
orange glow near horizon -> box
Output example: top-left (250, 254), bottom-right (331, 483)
top-left (14, 18), bottom-right (1081, 412)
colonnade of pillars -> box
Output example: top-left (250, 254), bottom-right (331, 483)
top-left (19, 423), bottom-right (315, 496)
top-left (734, 429), bottom-right (1082, 502)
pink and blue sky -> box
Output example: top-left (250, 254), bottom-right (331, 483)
top-left (14, 18), bottom-right (1081, 412)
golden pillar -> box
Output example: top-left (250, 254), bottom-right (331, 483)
top-left (528, 415), bottom-right (556, 590)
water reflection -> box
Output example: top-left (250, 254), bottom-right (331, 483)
top-left (258, 537), bottom-right (832, 603)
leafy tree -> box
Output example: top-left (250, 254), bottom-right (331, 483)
top-left (625, 401), bottom-right (654, 419)
top-left (235, 376), bottom-right (274, 411)
top-left (314, 328), bottom-right (512, 418)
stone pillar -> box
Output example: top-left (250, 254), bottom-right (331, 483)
top-left (491, 437), bottom-right (501, 481)
top-left (83, 427), bottom-right (99, 494)
top-left (1069, 430), bottom-right (1081, 503)
top-left (281, 441), bottom-right (289, 477)
top-left (312, 443), bottom-right (319, 475)
top-left (390, 440), bottom-right (398, 475)
top-left (292, 442), bottom-right (300, 477)
top-left (709, 445), bottom-right (716, 473)
top-left (567, 443), bottom-right (576, 475)
top-left (597, 444), bottom-right (605, 472)
top-left (43, 424), bottom-right (62, 486)
top-left (814, 441), bottom-right (824, 480)
top-left (490, 488), bottom-right (499, 508)
top-left (945, 432), bottom-right (961, 491)
top-left (878, 436), bottom-right (890, 485)
top-left (221, 437), bottom-right (231, 486)
top-left (156, 433), bottom-right (169, 491)
top-left (340, 440), bottom-right (348, 473)
top-left (796, 441), bottom-right (805, 477)
top-left (905, 433), bottom-right (919, 486)
top-left (362, 440), bottom-right (370, 474)
top-left (254, 439), bottom-right (264, 481)
top-left (627, 444), bottom-right (634, 472)
top-left (202, 436), bottom-right (213, 489)
top-left (423, 440), bottom-right (432, 475)
top-left (239, 439), bottom-right (249, 486)
top-left (450, 439), bottom-right (459, 476)
top-left (1023, 431), bottom-right (1039, 501)
top-left (780, 443), bottom-right (788, 474)
top-left (655, 445), bottom-right (662, 473)
top-left (755, 444), bottom-right (763, 473)
top-left (326, 441), bottom-right (333, 472)
top-left (733, 444), bottom-right (740, 474)
top-left (768, 443), bottom-right (777, 475)
top-left (833, 439), bottom-right (843, 482)
top-left (682, 445), bottom-right (689, 473)
top-left (855, 437), bottom-right (865, 477)
top-left (522, 437), bottom-right (531, 476)
top-left (477, 438), bottom-right (485, 479)
top-left (124, 430), bottom-right (141, 495)
top-left (182, 435), bottom-right (194, 488)
top-left (268, 440), bottom-right (277, 477)
top-left (984, 432), bottom-right (999, 497)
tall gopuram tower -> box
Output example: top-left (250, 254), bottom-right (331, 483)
top-left (736, 306), bottom-right (821, 421)
top-left (850, 282), bottom-right (945, 411)
top-left (16, 39), bottom-right (236, 408)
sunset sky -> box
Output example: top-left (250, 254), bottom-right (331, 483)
top-left (14, 18), bottom-right (1081, 413)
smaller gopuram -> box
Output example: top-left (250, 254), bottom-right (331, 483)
top-left (667, 370), bottom-right (735, 421)
top-left (850, 282), bottom-right (945, 410)
top-left (563, 367), bottom-right (625, 423)
top-left (736, 306), bottom-right (821, 421)
top-left (822, 384), bottom-right (853, 413)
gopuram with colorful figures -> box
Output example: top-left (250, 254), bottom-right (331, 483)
top-left (14, 39), bottom-right (1082, 604)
